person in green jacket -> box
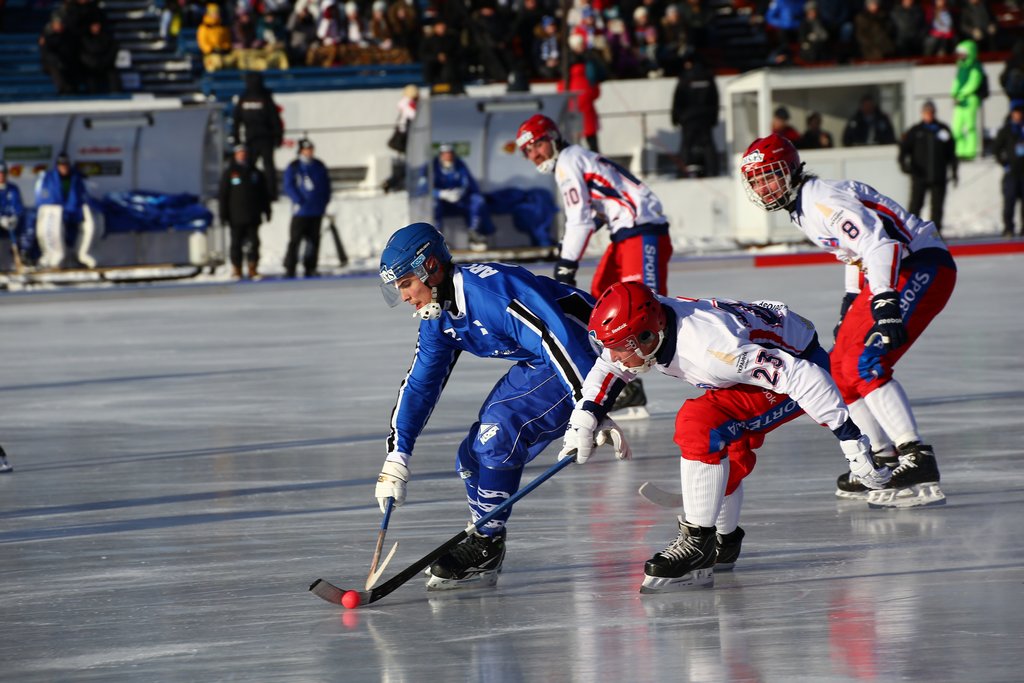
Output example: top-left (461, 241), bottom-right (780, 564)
top-left (951, 39), bottom-right (985, 159)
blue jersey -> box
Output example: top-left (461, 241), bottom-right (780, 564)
top-left (283, 158), bottom-right (331, 217)
top-left (0, 182), bottom-right (24, 225)
top-left (387, 263), bottom-right (596, 459)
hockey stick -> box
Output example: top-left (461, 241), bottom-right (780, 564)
top-left (324, 217), bottom-right (348, 268)
top-left (310, 454), bottom-right (577, 608)
top-left (638, 481), bottom-right (684, 509)
top-left (365, 497), bottom-right (399, 590)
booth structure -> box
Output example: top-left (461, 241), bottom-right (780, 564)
top-left (406, 93), bottom-right (572, 252)
top-left (725, 65), bottom-right (915, 244)
top-left (0, 99), bottom-right (224, 274)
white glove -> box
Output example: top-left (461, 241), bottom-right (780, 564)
top-left (559, 409), bottom-right (598, 464)
top-left (438, 188), bottom-right (463, 203)
top-left (840, 435), bottom-right (891, 490)
top-left (595, 418), bottom-right (632, 461)
top-left (0, 216), bottom-right (12, 231)
top-left (375, 460), bottom-right (409, 512)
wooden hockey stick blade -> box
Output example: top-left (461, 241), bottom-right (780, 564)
top-left (638, 481), bottom-right (684, 508)
top-left (309, 456), bottom-right (575, 608)
top-left (364, 541), bottom-right (399, 590)
top-left (365, 497), bottom-right (395, 588)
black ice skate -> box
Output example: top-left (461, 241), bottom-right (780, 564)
top-left (425, 529), bottom-right (506, 591)
top-left (0, 444), bottom-right (11, 474)
top-left (715, 526), bottom-right (745, 570)
top-left (640, 518), bottom-right (716, 593)
top-left (610, 379), bottom-right (649, 421)
top-left (867, 442), bottom-right (945, 509)
top-left (835, 450), bottom-right (899, 500)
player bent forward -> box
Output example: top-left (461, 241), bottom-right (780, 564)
top-left (560, 282), bottom-right (890, 593)
top-left (740, 134), bottom-right (956, 508)
top-left (374, 222), bottom-right (629, 591)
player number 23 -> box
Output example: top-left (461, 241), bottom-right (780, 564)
top-left (751, 350), bottom-right (783, 386)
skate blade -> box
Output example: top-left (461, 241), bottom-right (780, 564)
top-left (867, 483), bottom-right (946, 509)
top-left (609, 405), bottom-right (650, 421)
top-left (714, 561), bottom-right (737, 571)
top-left (639, 567), bottom-right (714, 593)
top-left (425, 569), bottom-right (500, 591)
top-left (834, 488), bottom-right (870, 501)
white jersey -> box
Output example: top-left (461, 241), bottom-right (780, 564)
top-left (580, 296), bottom-right (851, 431)
top-left (789, 177), bottom-right (948, 296)
top-left (554, 145), bottom-right (668, 262)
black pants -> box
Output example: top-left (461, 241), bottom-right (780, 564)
top-left (680, 121), bottom-right (719, 178)
top-left (908, 177), bottom-right (948, 232)
top-left (283, 214), bottom-right (322, 277)
top-left (229, 221), bottom-right (260, 268)
top-left (246, 140), bottom-right (278, 199)
top-left (1002, 173), bottom-right (1024, 235)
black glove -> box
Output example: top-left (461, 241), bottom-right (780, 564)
top-left (864, 291), bottom-right (907, 351)
top-left (554, 259), bottom-right (579, 287)
top-left (833, 291), bottom-right (858, 342)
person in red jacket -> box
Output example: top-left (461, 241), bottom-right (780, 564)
top-left (560, 33), bottom-right (606, 152)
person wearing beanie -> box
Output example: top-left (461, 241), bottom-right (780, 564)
top-left (282, 138), bottom-right (332, 277)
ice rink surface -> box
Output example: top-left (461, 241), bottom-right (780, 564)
top-left (2, 252), bottom-right (1023, 682)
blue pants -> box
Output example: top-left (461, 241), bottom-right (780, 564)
top-left (434, 193), bottom-right (496, 235)
top-left (455, 361), bottom-right (574, 535)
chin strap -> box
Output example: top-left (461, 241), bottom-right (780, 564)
top-left (536, 147), bottom-right (559, 174)
top-left (413, 287), bottom-right (442, 320)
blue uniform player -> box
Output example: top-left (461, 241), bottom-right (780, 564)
top-left (374, 222), bottom-right (631, 590)
top-left (432, 144), bottom-right (495, 252)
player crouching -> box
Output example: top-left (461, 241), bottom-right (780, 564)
top-left (560, 282), bottom-right (889, 593)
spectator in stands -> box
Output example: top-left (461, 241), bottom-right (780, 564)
top-left (842, 94), bottom-right (897, 146)
top-left (286, 3), bottom-right (318, 66)
top-left (315, 0), bottom-right (343, 56)
top-left (63, 0), bottom-right (106, 40)
top-left (899, 100), bottom-right (957, 233)
top-left (386, 0), bottom-right (419, 55)
top-left (1000, 39), bottom-right (1024, 111)
top-left (198, 2), bottom-right (236, 71)
top-left (604, 8), bottom-right (638, 79)
top-left (282, 139), bottom-right (331, 279)
top-left (632, 6), bottom-right (661, 77)
top-left (507, 0), bottom-right (543, 86)
top-left (369, 1), bottom-right (394, 49)
top-left (923, 0), bottom-right (955, 57)
top-left (771, 106), bottom-right (801, 145)
top-left (420, 19), bottom-right (464, 95)
top-left (854, 0), bottom-right (894, 61)
top-left (797, 1), bottom-right (830, 63)
top-left (469, 0), bottom-right (511, 83)
top-left (432, 144), bottom-right (493, 252)
top-left (951, 39), bottom-right (985, 160)
top-left (959, 0), bottom-right (998, 54)
top-left (219, 145), bottom-right (271, 280)
top-left (890, 0), bottom-right (925, 58)
top-left (0, 162), bottom-right (26, 267)
top-left (343, 1), bottom-right (368, 46)
top-left (797, 110), bottom-right (834, 149)
top-left (80, 20), bottom-right (121, 93)
top-left (764, 0), bottom-right (804, 49)
top-left (671, 50), bottom-right (720, 178)
top-left (563, 33), bottom-right (606, 152)
top-left (232, 6), bottom-right (260, 48)
top-left (815, 0), bottom-right (854, 61)
top-left (39, 14), bottom-right (77, 94)
top-left (658, 4), bottom-right (689, 77)
top-left (679, 0), bottom-right (713, 53)
top-left (534, 15), bottom-right (561, 80)
top-left (35, 152), bottom-right (91, 266)
top-left (994, 103), bottom-right (1024, 238)
top-left (232, 71), bottom-right (284, 199)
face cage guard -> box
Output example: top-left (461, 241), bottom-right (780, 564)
top-left (521, 136), bottom-right (558, 174)
top-left (589, 329), bottom-right (664, 374)
top-left (742, 160), bottom-right (795, 212)
top-left (380, 260), bottom-right (432, 308)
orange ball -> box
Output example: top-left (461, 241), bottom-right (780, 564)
top-left (341, 590), bottom-right (362, 609)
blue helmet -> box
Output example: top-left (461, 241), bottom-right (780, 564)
top-left (379, 222), bottom-right (451, 308)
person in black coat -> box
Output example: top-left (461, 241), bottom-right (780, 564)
top-left (39, 15), bottom-right (78, 94)
top-left (219, 145), bottom-right (272, 279)
top-left (231, 72), bottom-right (283, 199)
top-left (898, 100), bottom-right (957, 232)
top-left (842, 93), bottom-right (897, 146)
top-left (993, 104), bottom-right (1024, 237)
top-left (670, 51), bottom-right (720, 178)
top-left (80, 20), bottom-right (120, 93)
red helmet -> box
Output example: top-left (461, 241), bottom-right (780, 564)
top-left (516, 114), bottom-right (561, 154)
top-left (740, 133), bottom-right (802, 211)
top-left (589, 282), bottom-right (666, 372)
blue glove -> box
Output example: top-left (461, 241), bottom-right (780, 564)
top-left (554, 259), bottom-right (579, 287)
top-left (864, 291), bottom-right (907, 351)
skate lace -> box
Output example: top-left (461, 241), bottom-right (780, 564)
top-left (658, 532), bottom-right (703, 562)
top-left (451, 534), bottom-right (496, 567)
top-left (892, 453), bottom-right (920, 476)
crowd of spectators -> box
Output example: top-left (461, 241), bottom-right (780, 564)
top-left (38, 0), bottom-right (121, 94)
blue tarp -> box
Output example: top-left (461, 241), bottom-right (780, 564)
top-left (484, 187), bottom-right (558, 247)
top-left (100, 191), bottom-right (213, 234)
